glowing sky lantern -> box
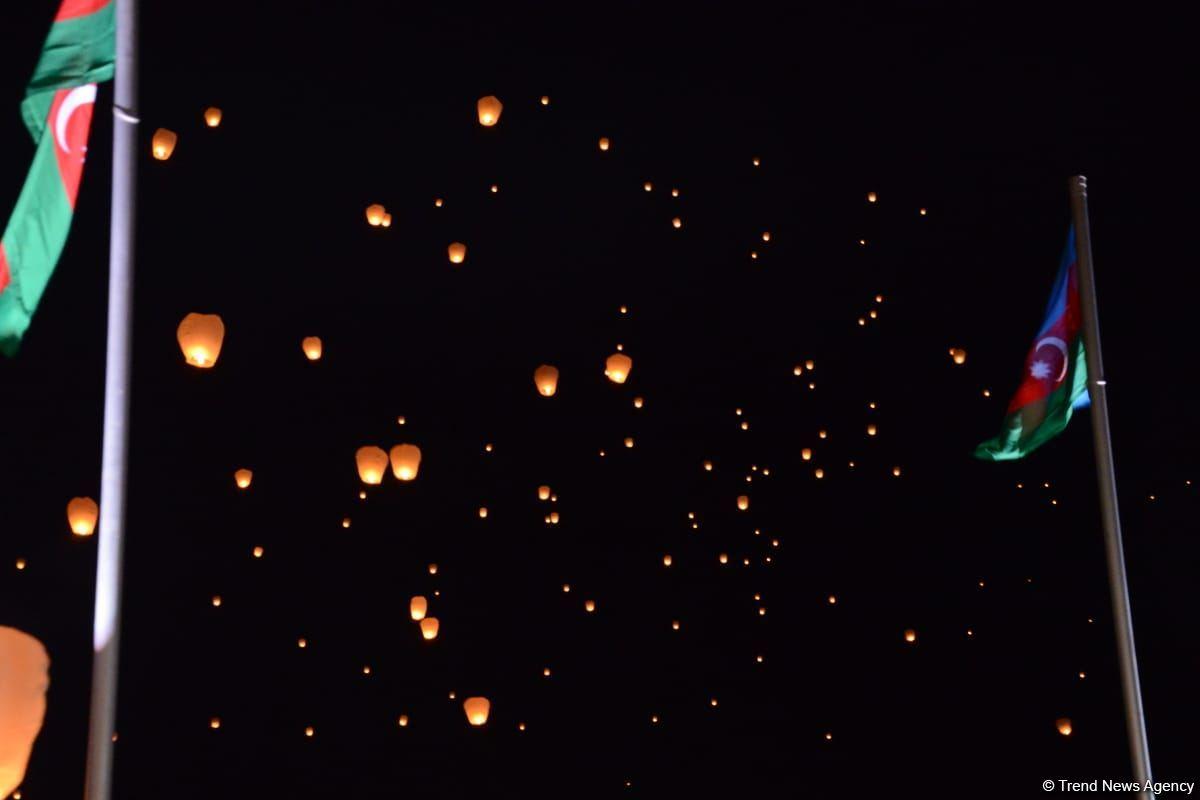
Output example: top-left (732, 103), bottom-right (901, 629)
top-left (538, 485), bottom-right (551, 501)
top-left (203, 107), bottom-right (222, 127)
top-left (233, 469), bottom-right (252, 489)
top-left (365, 204), bottom-right (386, 226)
top-left (463, 697), bottom-right (490, 726)
top-left (534, 364), bottom-right (559, 397)
top-left (477, 95), bottom-right (503, 126)
top-left (540, 95), bottom-right (550, 106)
top-left (949, 347), bottom-right (967, 365)
top-left (176, 313), bottom-right (225, 368)
top-left (605, 353), bottom-right (632, 384)
top-left (737, 495), bottom-right (749, 511)
top-left (355, 446), bottom-right (388, 485)
top-left (447, 242), bottom-right (467, 264)
top-left (389, 444), bottom-right (422, 481)
top-left (903, 628), bottom-right (917, 643)
top-left (381, 213), bottom-right (392, 228)
top-left (672, 216), bottom-right (682, 229)
top-left (598, 136), bottom-right (610, 151)
top-left (867, 191), bottom-right (877, 203)
top-left (66, 497), bottom-right (98, 536)
top-left (420, 618), bottom-right (440, 640)
top-left (801, 448), bottom-right (812, 461)
top-left (1056, 717), bottom-right (1073, 736)
top-left (151, 128), bottom-right (177, 160)
top-left (0, 627), bottom-right (49, 799)
top-left (301, 336), bottom-right (322, 361)
top-left (867, 423), bottom-right (877, 436)
top-left (410, 596), bottom-right (428, 621)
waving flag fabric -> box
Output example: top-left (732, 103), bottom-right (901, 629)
top-left (974, 230), bottom-right (1090, 461)
top-left (0, 0), bottom-right (115, 355)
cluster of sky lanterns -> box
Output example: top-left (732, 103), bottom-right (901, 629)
top-left (34, 97), bottom-right (1092, 773)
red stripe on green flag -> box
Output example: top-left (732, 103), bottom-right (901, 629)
top-left (0, 0), bottom-right (113, 355)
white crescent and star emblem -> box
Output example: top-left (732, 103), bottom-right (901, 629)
top-left (1031, 336), bottom-right (1068, 382)
top-left (54, 84), bottom-right (97, 157)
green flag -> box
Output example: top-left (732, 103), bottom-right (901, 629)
top-left (0, 0), bottom-right (115, 355)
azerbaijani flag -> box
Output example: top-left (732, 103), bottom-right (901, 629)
top-left (0, 0), bottom-right (115, 355)
top-left (974, 229), bottom-right (1091, 460)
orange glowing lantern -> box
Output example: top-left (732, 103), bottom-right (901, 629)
top-left (463, 697), bottom-right (490, 726)
top-left (234, 469), bottom-right (252, 489)
top-left (420, 618), bottom-right (440, 640)
top-left (176, 313), bottom-right (225, 368)
top-left (534, 365), bottom-right (559, 397)
top-left (949, 347), bottom-right (967, 365)
top-left (389, 444), bottom-right (422, 481)
top-left (355, 446), bottom-right (388, 485)
top-left (598, 137), bottom-right (610, 151)
top-left (410, 596), bottom-right (428, 621)
top-left (365, 204), bottom-right (386, 226)
top-left (301, 336), bottom-right (322, 361)
top-left (151, 128), bottom-right (177, 160)
top-left (448, 242), bottom-right (467, 264)
top-left (737, 495), bottom-right (749, 511)
top-left (538, 485), bottom-right (551, 501)
top-left (203, 107), bottom-right (222, 127)
top-left (0, 627), bottom-right (49, 799)
top-left (605, 353), bottom-right (632, 384)
top-left (1056, 717), bottom-right (1072, 736)
top-left (477, 96), bottom-right (503, 126)
top-left (66, 497), bottom-right (98, 536)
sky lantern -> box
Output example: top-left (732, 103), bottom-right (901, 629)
top-left (365, 204), bottom-right (386, 226)
top-left (904, 628), bottom-right (917, 643)
top-left (0, 627), bottom-right (49, 799)
top-left (540, 95), bottom-right (550, 106)
top-left (671, 216), bottom-right (682, 229)
top-left (737, 495), bottom-right (749, 511)
top-left (867, 424), bottom-right (877, 436)
top-left (605, 353), bottom-right (632, 384)
top-left (534, 364), bottom-right (559, 396)
top-left (663, 554), bottom-right (672, 567)
top-left (643, 181), bottom-right (653, 192)
top-left (633, 396), bottom-right (644, 408)
top-left (1056, 717), bottom-right (1073, 736)
top-left (66, 497), bottom-right (98, 536)
top-left (301, 336), bottom-right (322, 360)
top-left (801, 448), bottom-right (812, 461)
top-left (355, 446), bottom-right (388, 485)
top-left (410, 596), bottom-right (428, 621)
top-left (176, 313), bottom-right (225, 368)
top-left (398, 714), bottom-right (409, 727)
top-left (381, 213), bottom-right (392, 227)
top-left (151, 128), bottom-right (176, 160)
top-left (598, 136), bottom-right (610, 151)
top-left (867, 191), bottom-right (877, 203)
top-left (233, 469), bottom-right (252, 489)
top-left (949, 347), bottom-right (967, 365)
top-left (420, 618), bottom-right (440, 640)
top-left (447, 242), bottom-right (467, 264)
top-left (584, 599), bottom-right (596, 612)
top-left (538, 485), bottom-right (551, 501)
top-left (389, 444), bottom-right (422, 481)
top-left (477, 95), bottom-right (503, 126)
top-left (463, 697), bottom-right (490, 726)
top-left (203, 107), bottom-right (222, 127)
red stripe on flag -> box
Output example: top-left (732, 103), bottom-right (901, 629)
top-left (55, 0), bottom-right (111, 21)
top-left (49, 86), bottom-right (96, 209)
top-left (1006, 265), bottom-right (1082, 414)
top-left (0, 243), bottom-right (10, 294)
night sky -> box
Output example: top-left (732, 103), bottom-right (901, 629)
top-left (1, 2), bottom-right (1194, 797)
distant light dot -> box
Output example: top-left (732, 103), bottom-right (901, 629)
top-left (761, 231), bottom-right (771, 242)
top-left (710, 698), bottom-right (718, 708)
top-left (814, 468), bottom-right (825, 479)
top-left (671, 188), bottom-right (680, 197)
top-left (752, 157), bottom-right (761, 166)
top-left (518, 722), bottom-right (527, 731)
top-left (718, 553), bottom-right (729, 564)
top-left (663, 554), bottom-right (672, 567)
top-left (904, 628), bottom-right (917, 643)
top-left (867, 191), bottom-right (877, 203)
top-left (341, 517), bottom-right (351, 528)
top-left (362, 665), bottom-right (371, 675)
top-left (562, 583), bottom-right (571, 592)
top-left (478, 507), bottom-right (488, 519)
top-left (919, 207), bottom-right (927, 216)
top-left (643, 181), bottom-right (653, 192)
top-left (740, 421), bottom-right (749, 430)
top-left (15, 558), bottom-right (26, 570)
top-left (210, 717), bottom-right (221, 729)
top-left (598, 136), bottom-right (610, 151)
top-left (433, 199), bottom-right (443, 208)
top-left (633, 396), bottom-right (644, 408)
top-left (211, 595), bottom-right (222, 607)
top-left (252, 546), bottom-right (263, 558)
top-left (543, 667), bottom-right (551, 677)
top-left (397, 416), bottom-right (406, 424)
top-left (672, 216), bottom-right (682, 229)
top-left (651, 714), bottom-right (659, 723)
top-left (540, 95), bottom-right (550, 106)
top-left (398, 715), bottom-right (409, 727)
top-left (428, 563), bottom-right (438, 575)
top-left (1056, 718), bottom-right (1073, 736)
top-left (490, 184), bottom-right (498, 193)
top-left (671, 620), bottom-right (681, 630)
top-left (298, 638), bottom-right (307, 648)
top-left (892, 466), bottom-right (902, 477)
top-left (484, 443), bottom-right (493, 452)
top-left (828, 595), bottom-right (837, 604)
top-left (359, 490), bottom-right (366, 500)
top-left (756, 654), bottom-right (764, 663)
top-left (305, 726), bottom-right (314, 738)
top-left (1078, 672), bottom-right (1086, 679)
top-left (825, 732), bottom-right (833, 741)
top-left (585, 600), bottom-right (596, 612)
top-left (624, 437), bottom-right (634, 448)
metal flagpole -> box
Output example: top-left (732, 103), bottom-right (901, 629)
top-left (84, 0), bottom-right (138, 798)
top-left (1068, 175), bottom-right (1154, 797)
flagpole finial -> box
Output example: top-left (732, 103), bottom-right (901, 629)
top-left (1070, 175), bottom-right (1088, 195)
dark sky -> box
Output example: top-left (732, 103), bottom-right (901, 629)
top-left (0, 2), bottom-right (1193, 797)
